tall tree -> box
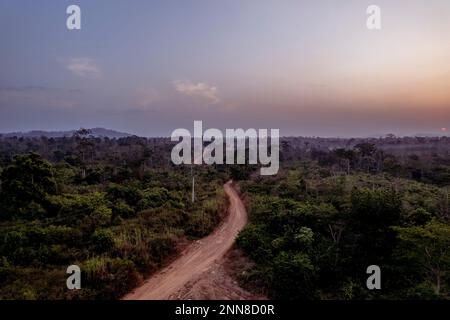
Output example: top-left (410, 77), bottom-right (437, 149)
top-left (0, 153), bottom-right (56, 218)
top-left (394, 220), bottom-right (450, 296)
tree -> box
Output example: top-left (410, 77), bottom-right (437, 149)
top-left (334, 148), bottom-right (355, 174)
top-left (354, 143), bottom-right (376, 157)
top-left (0, 153), bottom-right (56, 218)
top-left (271, 251), bottom-right (317, 300)
top-left (394, 220), bottom-right (450, 296)
top-left (74, 128), bottom-right (92, 137)
top-left (347, 188), bottom-right (402, 273)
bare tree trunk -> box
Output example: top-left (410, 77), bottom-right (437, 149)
top-left (435, 273), bottom-right (441, 296)
top-left (445, 188), bottom-right (449, 220)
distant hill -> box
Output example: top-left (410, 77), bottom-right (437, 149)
top-left (0, 128), bottom-right (134, 139)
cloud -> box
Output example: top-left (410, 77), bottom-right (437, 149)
top-left (174, 80), bottom-right (220, 103)
top-left (62, 58), bottom-right (102, 78)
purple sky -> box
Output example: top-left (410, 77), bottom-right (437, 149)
top-left (1, 0), bottom-right (449, 137)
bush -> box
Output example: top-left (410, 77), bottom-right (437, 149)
top-left (237, 224), bottom-right (273, 263)
top-left (91, 229), bottom-right (114, 252)
top-left (270, 251), bottom-right (317, 300)
top-left (112, 200), bottom-right (135, 219)
top-left (81, 257), bottom-right (141, 299)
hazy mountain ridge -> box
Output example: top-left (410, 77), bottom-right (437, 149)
top-left (0, 128), bottom-right (133, 139)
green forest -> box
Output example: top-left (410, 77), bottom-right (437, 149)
top-left (0, 134), bottom-right (229, 299)
top-left (236, 141), bottom-right (450, 300)
top-left (1, 133), bottom-right (450, 299)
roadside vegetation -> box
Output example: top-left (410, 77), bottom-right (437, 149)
top-left (0, 133), bottom-right (227, 299)
top-left (1, 133), bottom-right (450, 300)
top-left (236, 141), bottom-right (450, 299)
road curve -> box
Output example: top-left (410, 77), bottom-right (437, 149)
top-left (123, 180), bottom-right (247, 300)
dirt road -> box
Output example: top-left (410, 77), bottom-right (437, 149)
top-left (123, 180), bottom-right (251, 300)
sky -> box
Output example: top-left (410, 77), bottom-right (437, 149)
top-left (0, 0), bottom-right (449, 137)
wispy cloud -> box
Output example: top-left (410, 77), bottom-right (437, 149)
top-left (174, 80), bottom-right (220, 104)
top-left (61, 58), bottom-right (102, 79)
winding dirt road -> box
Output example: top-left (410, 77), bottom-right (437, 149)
top-left (123, 180), bottom-right (249, 300)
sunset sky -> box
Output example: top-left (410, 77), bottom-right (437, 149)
top-left (1, 0), bottom-right (449, 137)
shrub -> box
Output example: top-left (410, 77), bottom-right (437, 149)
top-left (82, 257), bottom-right (141, 299)
top-left (91, 229), bottom-right (114, 252)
